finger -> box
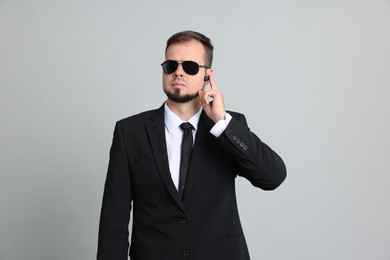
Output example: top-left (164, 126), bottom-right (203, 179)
top-left (199, 90), bottom-right (210, 105)
top-left (209, 74), bottom-right (218, 90)
top-left (204, 89), bottom-right (217, 105)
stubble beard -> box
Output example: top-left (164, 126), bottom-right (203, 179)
top-left (164, 88), bottom-right (199, 103)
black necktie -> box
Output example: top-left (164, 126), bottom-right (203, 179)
top-left (179, 122), bottom-right (193, 200)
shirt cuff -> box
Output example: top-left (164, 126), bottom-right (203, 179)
top-left (209, 113), bottom-right (232, 137)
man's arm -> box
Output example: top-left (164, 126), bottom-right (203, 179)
top-left (199, 75), bottom-right (286, 190)
top-left (97, 121), bottom-right (132, 260)
top-left (217, 113), bottom-right (286, 190)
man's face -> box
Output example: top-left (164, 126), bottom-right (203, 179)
top-left (163, 40), bottom-right (210, 103)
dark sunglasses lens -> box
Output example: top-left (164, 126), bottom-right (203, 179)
top-left (182, 61), bottom-right (199, 75)
top-left (162, 60), bottom-right (178, 74)
top-left (161, 60), bottom-right (200, 75)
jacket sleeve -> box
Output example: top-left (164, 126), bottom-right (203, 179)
top-left (216, 113), bottom-right (287, 190)
top-left (97, 121), bottom-right (132, 260)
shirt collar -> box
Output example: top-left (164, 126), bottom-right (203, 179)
top-left (164, 102), bottom-right (202, 134)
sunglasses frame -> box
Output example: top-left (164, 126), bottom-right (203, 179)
top-left (161, 60), bottom-right (209, 76)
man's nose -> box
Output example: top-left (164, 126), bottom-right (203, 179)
top-left (173, 63), bottom-right (185, 77)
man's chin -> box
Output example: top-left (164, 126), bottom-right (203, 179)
top-left (165, 91), bottom-right (199, 103)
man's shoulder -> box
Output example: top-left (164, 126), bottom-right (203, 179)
top-left (118, 109), bottom-right (160, 123)
top-left (112, 106), bottom-right (161, 133)
top-left (116, 105), bottom-right (164, 126)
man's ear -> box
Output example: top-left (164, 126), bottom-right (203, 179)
top-left (202, 68), bottom-right (213, 88)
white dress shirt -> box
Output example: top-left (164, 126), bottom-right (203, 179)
top-left (164, 102), bottom-right (232, 190)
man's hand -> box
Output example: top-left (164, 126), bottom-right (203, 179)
top-left (198, 75), bottom-right (227, 123)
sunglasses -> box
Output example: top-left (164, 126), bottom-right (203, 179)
top-left (161, 60), bottom-right (209, 75)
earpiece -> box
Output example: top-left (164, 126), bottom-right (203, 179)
top-left (204, 75), bottom-right (210, 81)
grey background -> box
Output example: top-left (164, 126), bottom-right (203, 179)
top-left (1, 0), bottom-right (389, 259)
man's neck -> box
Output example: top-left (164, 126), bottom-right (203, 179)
top-left (166, 99), bottom-right (201, 121)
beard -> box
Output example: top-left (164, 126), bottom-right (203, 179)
top-left (164, 88), bottom-right (199, 103)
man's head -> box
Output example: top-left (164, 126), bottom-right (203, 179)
top-left (165, 30), bottom-right (214, 68)
top-left (162, 31), bottom-right (214, 104)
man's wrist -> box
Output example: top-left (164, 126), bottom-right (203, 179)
top-left (210, 113), bottom-right (232, 137)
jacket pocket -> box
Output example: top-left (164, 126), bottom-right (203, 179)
top-left (215, 232), bottom-right (250, 260)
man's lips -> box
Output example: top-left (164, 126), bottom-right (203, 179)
top-left (171, 81), bottom-right (186, 88)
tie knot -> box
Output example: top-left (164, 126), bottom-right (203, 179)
top-left (180, 122), bottom-right (193, 132)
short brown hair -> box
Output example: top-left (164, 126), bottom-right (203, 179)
top-left (165, 30), bottom-right (214, 67)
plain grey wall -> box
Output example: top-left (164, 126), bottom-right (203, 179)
top-left (1, 0), bottom-right (389, 259)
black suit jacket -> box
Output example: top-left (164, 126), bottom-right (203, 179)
top-left (97, 105), bottom-right (286, 260)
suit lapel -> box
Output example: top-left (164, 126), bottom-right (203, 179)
top-left (183, 111), bottom-right (215, 200)
top-left (146, 105), bottom-right (185, 211)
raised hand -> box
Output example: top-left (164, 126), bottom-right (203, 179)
top-left (198, 74), bottom-right (227, 123)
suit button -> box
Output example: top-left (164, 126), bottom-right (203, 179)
top-left (179, 218), bottom-right (187, 224)
top-left (243, 145), bottom-right (248, 150)
top-left (236, 139), bottom-right (241, 144)
top-left (233, 136), bottom-right (237, 141)
top-left (183, 250), bottom-right (190, 256)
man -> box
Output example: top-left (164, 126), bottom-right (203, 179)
top-left (97, 30), bottom-right (286, 260)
